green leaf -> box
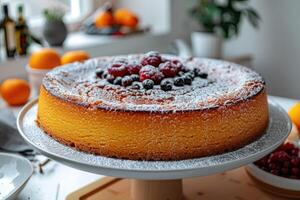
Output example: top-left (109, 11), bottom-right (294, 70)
top-left (245, 8), bottom-right (261, 28)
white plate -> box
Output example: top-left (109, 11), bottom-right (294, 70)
top-left (17, 99), bottom-right (291, 180)
top-left (0, 153), bottom-right (33, 200)
top-left (246, 164), bottom-right (300, 191)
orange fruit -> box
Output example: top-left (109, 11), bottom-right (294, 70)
top-left (95, 11), bottom-right (114, 28)
top-left (114, 9), bottom-right (138, 28)
top-left (29, 48), bottom-right (61, 70)
top-left (61, 51), bottom-right (90, 65)
top-left (288, 102), bottom-right (300, 130)
top-left (0, 79), bottom-right (30, 106)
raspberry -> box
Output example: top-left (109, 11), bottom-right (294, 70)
top-left (126, 62), bottom-right (142, 74)
top-left (139, 65), bottom-right (164, 83)
top-left (159, 61), bottom-right (182, 77)
top-left (108, 63), bottom-right (128, 77)
top-left (141, 51), bottom-right (162, 67)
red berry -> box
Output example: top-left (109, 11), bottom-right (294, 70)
top-left (291, 157), bottom-right (300, 166)
top-left (268, 163), bottom-right (278, 170)
top-left (270, 169), bottom-right (280, 175)
top-left (291, 148), bottom-right (299, 156)
top-left (139, 65), bottom-right (164, 83)
top-left (141, 52), bottom-right (162, 67)
top-left (292, 167), bottom-right (300, 176)
top-left (283, 161), bottom-right (291, 168)
top-left (126, 62), bottom-right (142, 74)
top-left (281, 167), bottom-right (289, 175)
top-left (159, 60), bottom-right (182, 77)
top-left (108, 63), bottom-right (128, 77)
top-left (255, 142), bottom-right (300, 179)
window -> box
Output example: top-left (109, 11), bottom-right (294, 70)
top-left (0, 0), bottom-right (93, 27)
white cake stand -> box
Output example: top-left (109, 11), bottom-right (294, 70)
top-left (17, 99), bottom-right (291, 200)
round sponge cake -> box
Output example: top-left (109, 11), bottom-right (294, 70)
top-left (37, 54), bottom-right (268, 160)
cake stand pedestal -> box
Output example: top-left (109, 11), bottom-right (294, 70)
top-left (131, 179), bottom-right (182, 200)
top-left (17, 99), bottom-right (292, 200)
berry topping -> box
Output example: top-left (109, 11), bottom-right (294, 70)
top-left (183, 75), bottom-right (192, 85)
top-left (113, 77), bottom-right (122, 85)
top-left (108, 63), bottom-right (128, 77)
top-left (121, 76), bottom-right (133, 87)
top-left (255, 142), bottom-right (300, 179)
top-left (126, 62), bottom-right (142, 74)
top-left (185, 71), bottom-right (195, 79)
top-left (131, 81), bottom-right (142, 89)
top-left (160, 79), bottom-right (173, 91)
top-left (199, 72), bottom-right (208, 79)
top-left (159, 60), bottom-right (182, 77)
top-left (96, 69), bottom-right (105, 78)
top-left (139, 65), bottom-right (164, 83)
top-left (193, 68), bottom-right (201, 76)
top-left (130, 74), bottom-right (140, 82)
top-left (141, 51), bottom-right (162, 67)
top-left (142, 79), bottom-right (154, 90)
top-left (174, 77), bottom-right (184, 87)
top-left (106, 75), bottom-right (115, 84)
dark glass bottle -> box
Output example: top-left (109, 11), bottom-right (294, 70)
top-left (15, 4), bottom-right (29, 56)
top-left (1, 4), bottom-right (16, 58)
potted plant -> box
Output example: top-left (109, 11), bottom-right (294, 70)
top-left (43, 7), bottom-right (68, 46)
top-left (189, 0), bottom-right (260, 58)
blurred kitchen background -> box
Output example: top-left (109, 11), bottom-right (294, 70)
top-left (0, 0), bottom-right (300, 99)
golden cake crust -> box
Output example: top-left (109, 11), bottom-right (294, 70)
top-left (37, 55), bottom-right (269, 160)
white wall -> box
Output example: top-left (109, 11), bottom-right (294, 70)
top-left (223, 0), bottom-right (300, 99)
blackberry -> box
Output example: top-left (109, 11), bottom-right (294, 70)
top-left (121, 76), bottom-right (133, 87)
top-left (174, 77), bottom-right (184, 87)
top-left (106, 75), bottom-right (115, 84)
top-left (131, 81), bottom-right (142, 89)
top-left (193, 68), bottom-right (201, 77)
top-left (183, 75), bottom-right (192, 85)
top-left (130, 74), bottom-right (140, 82)
top-left (142, 79), bottom-right (154, 90)
top-left (160, 79), bottom-right (173, 91)
top-left (113, 77), bottom-right (122, 85)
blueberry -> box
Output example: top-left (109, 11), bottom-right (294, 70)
top-left (121, 76), bottom-right (133, 87)
top-left (193, 68), bottom-right (201, 76)
top-left (130, 74), bottom-right (140, 82)
top-left (131, 81), bottom-right (142, 89)
top-left (113, 77), bottom-right (122, 85)
top-left (106, 75), bottom-right (115, 84)
top-left (199, 72), bottom-right (208, 79)
top-left (102, 73), bottom-right (109, 79)
top-left (96, 69), bottom-right (104, 78)
top-left (185, 71), bottom-right (195, 79)
top-left (174, 77), bottom-right (184, 86)
top-left (183, 75), bottom-right (192, 85)
top-left (160, 79), bottom-right (173, 91)
top-left (142, 79), bottom-right (154, 90)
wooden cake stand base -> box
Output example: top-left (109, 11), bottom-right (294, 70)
top-left (66, 167), bottom-right (294, 200)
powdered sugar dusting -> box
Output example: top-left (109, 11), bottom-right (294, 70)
top-left (42, 54), bottom-right (265, 112)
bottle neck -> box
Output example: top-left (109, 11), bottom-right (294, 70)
top-left (3, 5), bottom-right (9, 17)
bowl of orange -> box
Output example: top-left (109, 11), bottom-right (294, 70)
top-left (26, 48), bottom-right (61, 96)
top-left (27, 49), bottom-right (90, 96)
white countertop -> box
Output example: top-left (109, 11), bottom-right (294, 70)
top-left (0, 95), bottom-right (298, 200)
